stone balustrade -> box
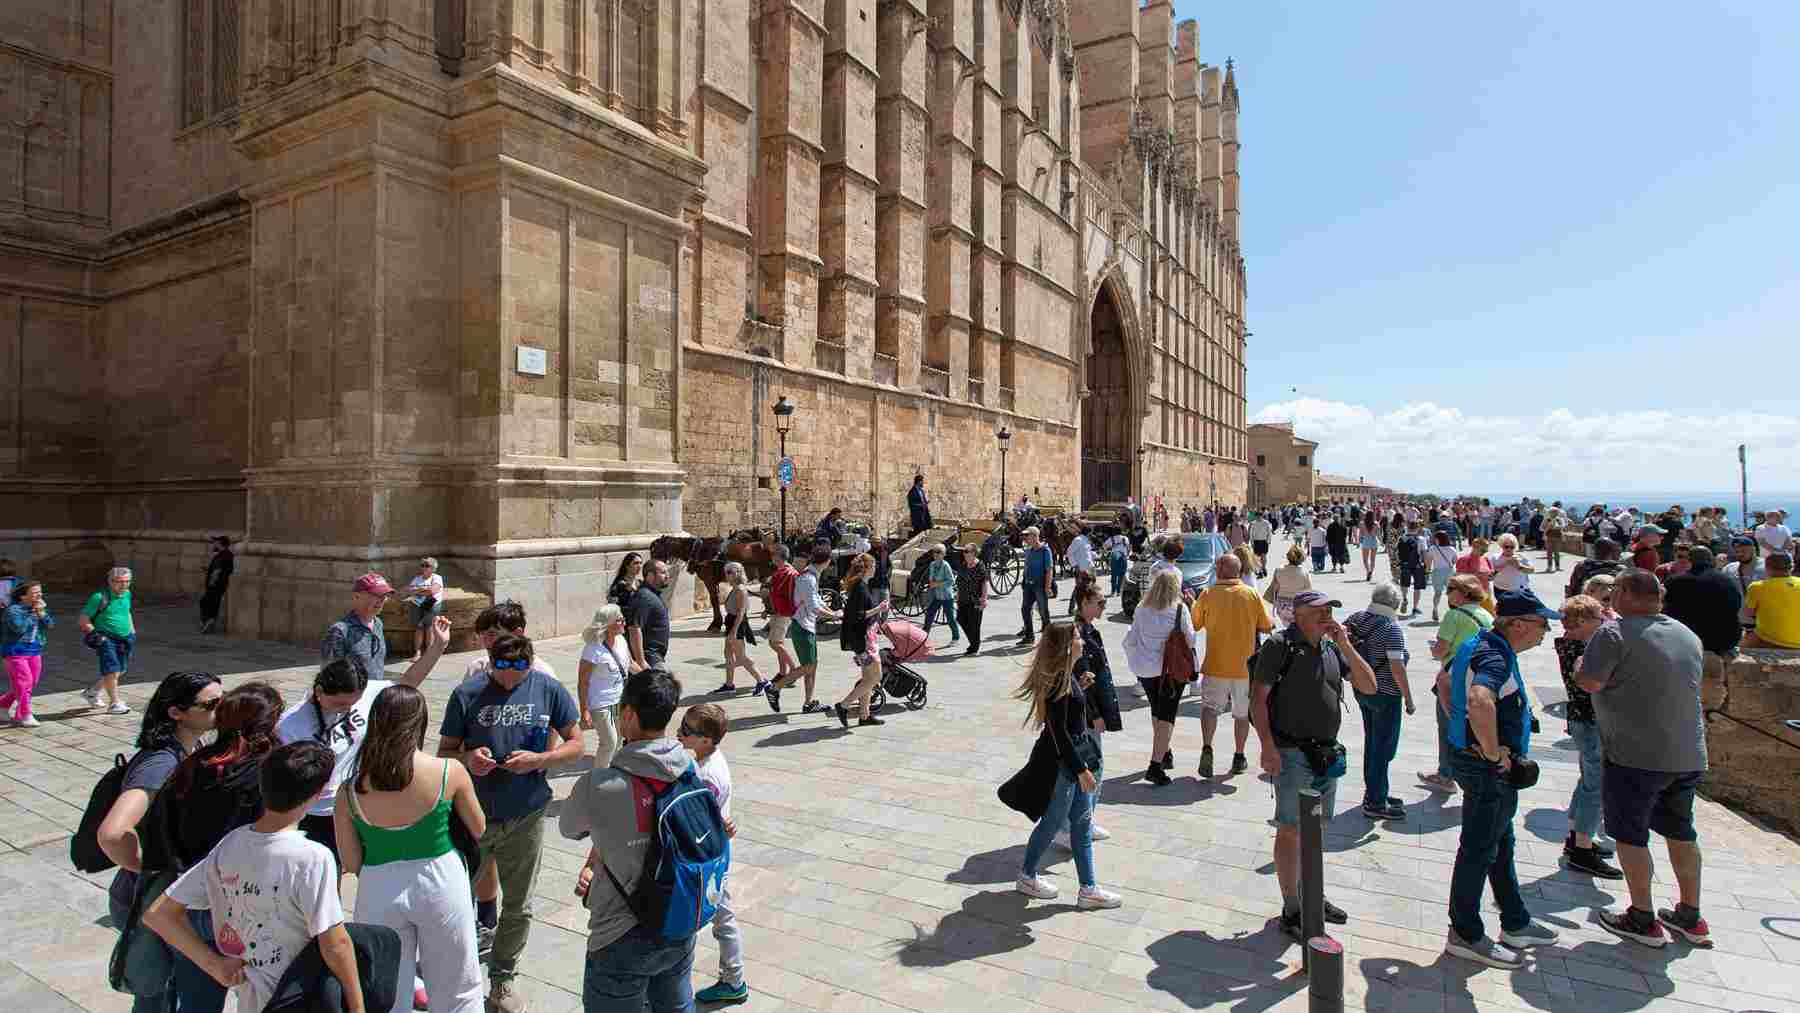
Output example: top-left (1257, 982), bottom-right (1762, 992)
top-left (1700, 647), bottom-right (1800, 839)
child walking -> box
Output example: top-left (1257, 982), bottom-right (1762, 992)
top-left (681, 703), bottom-right (748, 1005)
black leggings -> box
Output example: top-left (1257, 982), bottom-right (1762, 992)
top-left (958, 605), bottom-right (983, 648)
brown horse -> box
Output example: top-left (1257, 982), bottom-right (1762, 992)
top-left (650, 532), bottom-right (780, 631)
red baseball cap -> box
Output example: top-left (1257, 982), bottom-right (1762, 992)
top-left (353, 572), bottom-right (395, 595)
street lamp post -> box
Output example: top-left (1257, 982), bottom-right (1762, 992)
top-left (996, 427), bottom-right (1011, 517)
top-left (1136, 444), bottom-right (1147, 503)
top-left (1209, 459), bottom-right (1217, 508)
top-left (773, 395), bottom-right (795, 541)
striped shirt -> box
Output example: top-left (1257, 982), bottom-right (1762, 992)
top-left (1344, 609), bottom-right (1408, 696)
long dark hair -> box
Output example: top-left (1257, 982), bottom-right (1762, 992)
top-left (137, 671), bottom-right (222, 750)
top-left (311, 658), bottom-right (368, 743)
top-left (612, 552), bottom-right (641, 587)
top-left (354, 685), bottom-right (429, 794)
top-left (171, 682), bottom-right (283, 797)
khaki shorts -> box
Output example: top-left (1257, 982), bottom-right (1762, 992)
top-left (769, 614), bottom-right (792, 643)
top-left (1199, 675), bottom-right (1252, 720)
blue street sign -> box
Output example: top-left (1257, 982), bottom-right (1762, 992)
top-left (778, 456), bottom-right (795, 488)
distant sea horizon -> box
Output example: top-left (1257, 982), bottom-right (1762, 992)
top-left (1431, 491), bottom-right (1795, 527)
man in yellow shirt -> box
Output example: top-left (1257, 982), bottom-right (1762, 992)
top-left (1744, 552), bottom-right (1800, 649)
top-left (1192, 553), bottom-right (1275, 777)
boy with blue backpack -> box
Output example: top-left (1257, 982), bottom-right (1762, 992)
top-left (561, 670), bottom-right (731, 1013)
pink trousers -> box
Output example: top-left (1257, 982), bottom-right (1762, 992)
top-left (1, 655), bottom-right (43, 720)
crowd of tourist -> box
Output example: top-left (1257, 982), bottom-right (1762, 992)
top-left (6, 492), bottom-right (1797, 1013)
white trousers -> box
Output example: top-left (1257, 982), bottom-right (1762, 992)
top-left (713, 876), bottom-right (743, 987)
top-left (355, 851), bottom-right (483, 1013)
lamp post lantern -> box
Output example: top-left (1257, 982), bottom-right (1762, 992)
top-left (773, 395), bottom-right (795, 541)
top-left (996, 427), bottom-right (1011, 517)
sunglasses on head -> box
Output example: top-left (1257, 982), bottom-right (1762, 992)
top-left (492, 657), bottom-right (532, 671)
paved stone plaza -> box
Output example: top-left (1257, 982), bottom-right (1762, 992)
top-left (3, 536), bottom-right (1798, 1013)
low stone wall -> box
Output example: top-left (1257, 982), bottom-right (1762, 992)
top-left (1700, 648), bottom-right (1800, 839)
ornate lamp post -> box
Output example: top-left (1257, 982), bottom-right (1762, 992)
top-left (1209, 459), bottom-right (1218, 508)
top-left (996, 426), bottom-right (1011, 517)
top-left (1136, 444), bottom-right (1147, 503)
top-left (773, 395), bottom-right (795, 540)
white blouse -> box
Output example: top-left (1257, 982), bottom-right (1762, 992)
top-left (1122, 603), bottom-right (1200, 681)
top-left (580, 633), bottom-right (631, 708)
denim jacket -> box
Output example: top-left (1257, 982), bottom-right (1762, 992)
top-left (2, 603), bottom-right (53, 656)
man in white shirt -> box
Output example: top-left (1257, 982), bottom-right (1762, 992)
top-left (1756, 510), bottom-right (1792, 556)
top-left (1065, 526), bottom-right (1094, 614)
top-left (765, 547), bottom-right (838, 714)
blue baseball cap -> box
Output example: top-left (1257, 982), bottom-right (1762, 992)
top-left (1494, 588), bottom-right (1561, 621)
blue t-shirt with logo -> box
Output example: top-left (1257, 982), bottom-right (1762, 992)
top-left (440, 668), bottom-right (579, 822)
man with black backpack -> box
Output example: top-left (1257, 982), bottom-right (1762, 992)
top-left (560, 669), bottom-right (731, 1013)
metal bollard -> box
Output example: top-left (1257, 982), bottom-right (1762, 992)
top-left (1299, 787), bottom-right (1326, 952)
top-left (1307, 936), bottom-right (1345, 1013)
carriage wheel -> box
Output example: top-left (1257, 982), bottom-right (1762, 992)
top-left (906, 683), bottom-right (928, 710)
top-left (823, 588), bottom-right (844, 611)
top-left (893, 588), bottom-right (927, 618)
top-left (867, 686), bottom-right (888, 714)
top-left (988, 547), bottom-right (1020, 596)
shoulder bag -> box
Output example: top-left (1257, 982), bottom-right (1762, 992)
top-left (1159, 614), bottom-right (1196, 694)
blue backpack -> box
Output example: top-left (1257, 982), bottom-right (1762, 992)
top-left (604, 767), bottom-right (731, 941)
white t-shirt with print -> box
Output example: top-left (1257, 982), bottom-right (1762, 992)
top-left (165, 825), bottom-right (344, 1013)
top-left (579, 635), bottom-right (631, 709)
top-left (694, 749), bottom-right (733, 822)
top-left (276, 680), bottom-right (393, 817)
top-left (1756, 523), bottom-right (1792, 554)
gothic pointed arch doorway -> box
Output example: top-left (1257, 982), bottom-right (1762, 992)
top-left (1081, 281), bottom-right (1134, 507)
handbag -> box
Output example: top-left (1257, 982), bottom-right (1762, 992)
top-left (83, 590), bottom-right (113, 652)
top-left (1159, 622), bottom-right (1195, 693)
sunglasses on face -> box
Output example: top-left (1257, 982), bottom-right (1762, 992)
top-left (186, 698), bottom-right (220, 712)
top-left (679, 721), bottom-right (709, 741)
top-left (492, 657), bottom-right (532, 671)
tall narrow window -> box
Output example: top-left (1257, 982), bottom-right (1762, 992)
top-left (182, 0), bottom-right (241, 127)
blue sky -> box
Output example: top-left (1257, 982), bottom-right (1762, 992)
top-left (1170, 1), bottom-right (1800, 492)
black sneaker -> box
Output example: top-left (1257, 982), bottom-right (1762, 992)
top-left (1656, 906), bottom-right (1713, 948)
top-left (1145, 764), bottom-right (1172, 786)
top-left (964, 645), bottom-right (979, 656)
top-left (1323, 898), bottom-right (1348, 924)
top-left (1198, 746), bottom-right (1215, 779)
top-left (1362, 801), bottom-right (1406, 821)
top-left (752, 680), bottom-right (771, 697)
top-left (858, 716), bottom-right (885, 727)
top-left (1563, 844), bottom-right (1624, 880)
top-left (713, 682), bottom-right (738, 695)
top-left (1161, 749), bottom-right (1175, 770)
top-left (1279, 909), bottom-right (1304, 942)
top-left (765, 685), bottom-right (782, 712)
top-left (834, 703), bottom-right (851, 729)
top-left (1565, 832), bottom-right (1616, 858)
top-left (802, 699), bottom-right (826, 715)
top-left (1230, 753), bottom-right (1249, 775)
top-left (1599, 907), bottom-right (1667, 948)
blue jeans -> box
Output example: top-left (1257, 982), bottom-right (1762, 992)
top-left (1310, 547), bottom-right (1327, 572)
top-left (1020, 581), bottom-right (1050, 638)
top-left (1109, 555), bottom-right (1127, 595)
top-left (922, 598), bottom-right (959, 640)
top-left (1356, 692), bottom-right (1403, 807)
top-left (169, 909), bottom-right (225, 1013)
top-left (1433, 690), bottom-right (1455, 779)
top-left (1567, 719), bottom-right (1606, 840)
top-left (582, 924), bottom-right (696, 1013)
top-left (1448, 753), bottom-right (1530, 945)
top-left (1020, 757), bottom-right (1100, 889)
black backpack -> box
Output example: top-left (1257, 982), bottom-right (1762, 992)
top-left (1395, 534), bottom-right (1422, 567)
top-left (72, 753), bottom-right (134, 873)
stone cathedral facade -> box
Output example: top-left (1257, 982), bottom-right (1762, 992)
top-left (0, 0), bottom-right (1247, 640)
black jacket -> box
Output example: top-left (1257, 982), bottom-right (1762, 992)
top-left (997, 679), bottom-right (1100, 822)
top-left (1075, 621), bottom-right (1122, 732)
top-left (908, 485), bottom-right (932, 532)
top-left (142, 757), bottom-right (265, 873)
top-left (1663, 565), bottom-right (1743, 656)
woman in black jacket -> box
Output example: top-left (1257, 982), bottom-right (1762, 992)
top-left (833, 553), bottom-right (889, 728)
top-left (1069, 583), bottom-right (1121, 844)
top-left (1007, 621), bottom-right (1120, 909)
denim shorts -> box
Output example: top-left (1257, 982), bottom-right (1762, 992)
top-left (1602, 762), bottom-right (1703, 848)
top-left (1274, 746), bottom-right (1337, 826)
top-left (92, 633), bottom-right (135, 676)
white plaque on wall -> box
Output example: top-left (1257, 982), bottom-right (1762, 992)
top-left (516, 345), bottom-right (548, 376)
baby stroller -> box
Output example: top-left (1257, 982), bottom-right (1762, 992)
top-left (866, 618), bottom-right (930, 712)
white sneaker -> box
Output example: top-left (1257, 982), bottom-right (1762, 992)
top-left (1091, 824), bottom-right (1112, 841)
top-left (107, 701), bottom-right (132, 715)
top-left (1445, 931), bottom-right (1523, 969)
top-left (1077, 886), bottom-right (1122, 910)
top-left (1015, 874), bottom-right (1058, 899)
top-left (80, 686), bottom-right (102, 708)
top-left (14, 714), bottom-right (40, 728)
top-left (1500, 921), bottom-right (1560, 948)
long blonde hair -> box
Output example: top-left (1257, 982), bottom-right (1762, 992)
top-left (1142, 566), bottom-right (1183, 611)
top-left (1014, 621), bottom-right (1079, 728)
top-left (1233, 543), bottom-right (1259, 575)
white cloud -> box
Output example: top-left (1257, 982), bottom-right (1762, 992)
top-left (1251, 398), bottom-right (1800, 496)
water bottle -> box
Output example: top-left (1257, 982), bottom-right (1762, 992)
top-left (524, 714), bottom-right (550, 754)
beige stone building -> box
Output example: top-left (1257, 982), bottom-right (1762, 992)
top-left (1316, 473), bottom-right (1392, 502)
top-left (0, 0), bottom-right (1249, 639)
top-left (1248, 421), bottom-right (1317, 507)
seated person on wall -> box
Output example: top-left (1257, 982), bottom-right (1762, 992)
top-left (1743, 552), bottom-right (1800, 649)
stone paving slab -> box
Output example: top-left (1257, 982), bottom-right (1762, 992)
top-left (2, 534), bottom-right (1797, 1013)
